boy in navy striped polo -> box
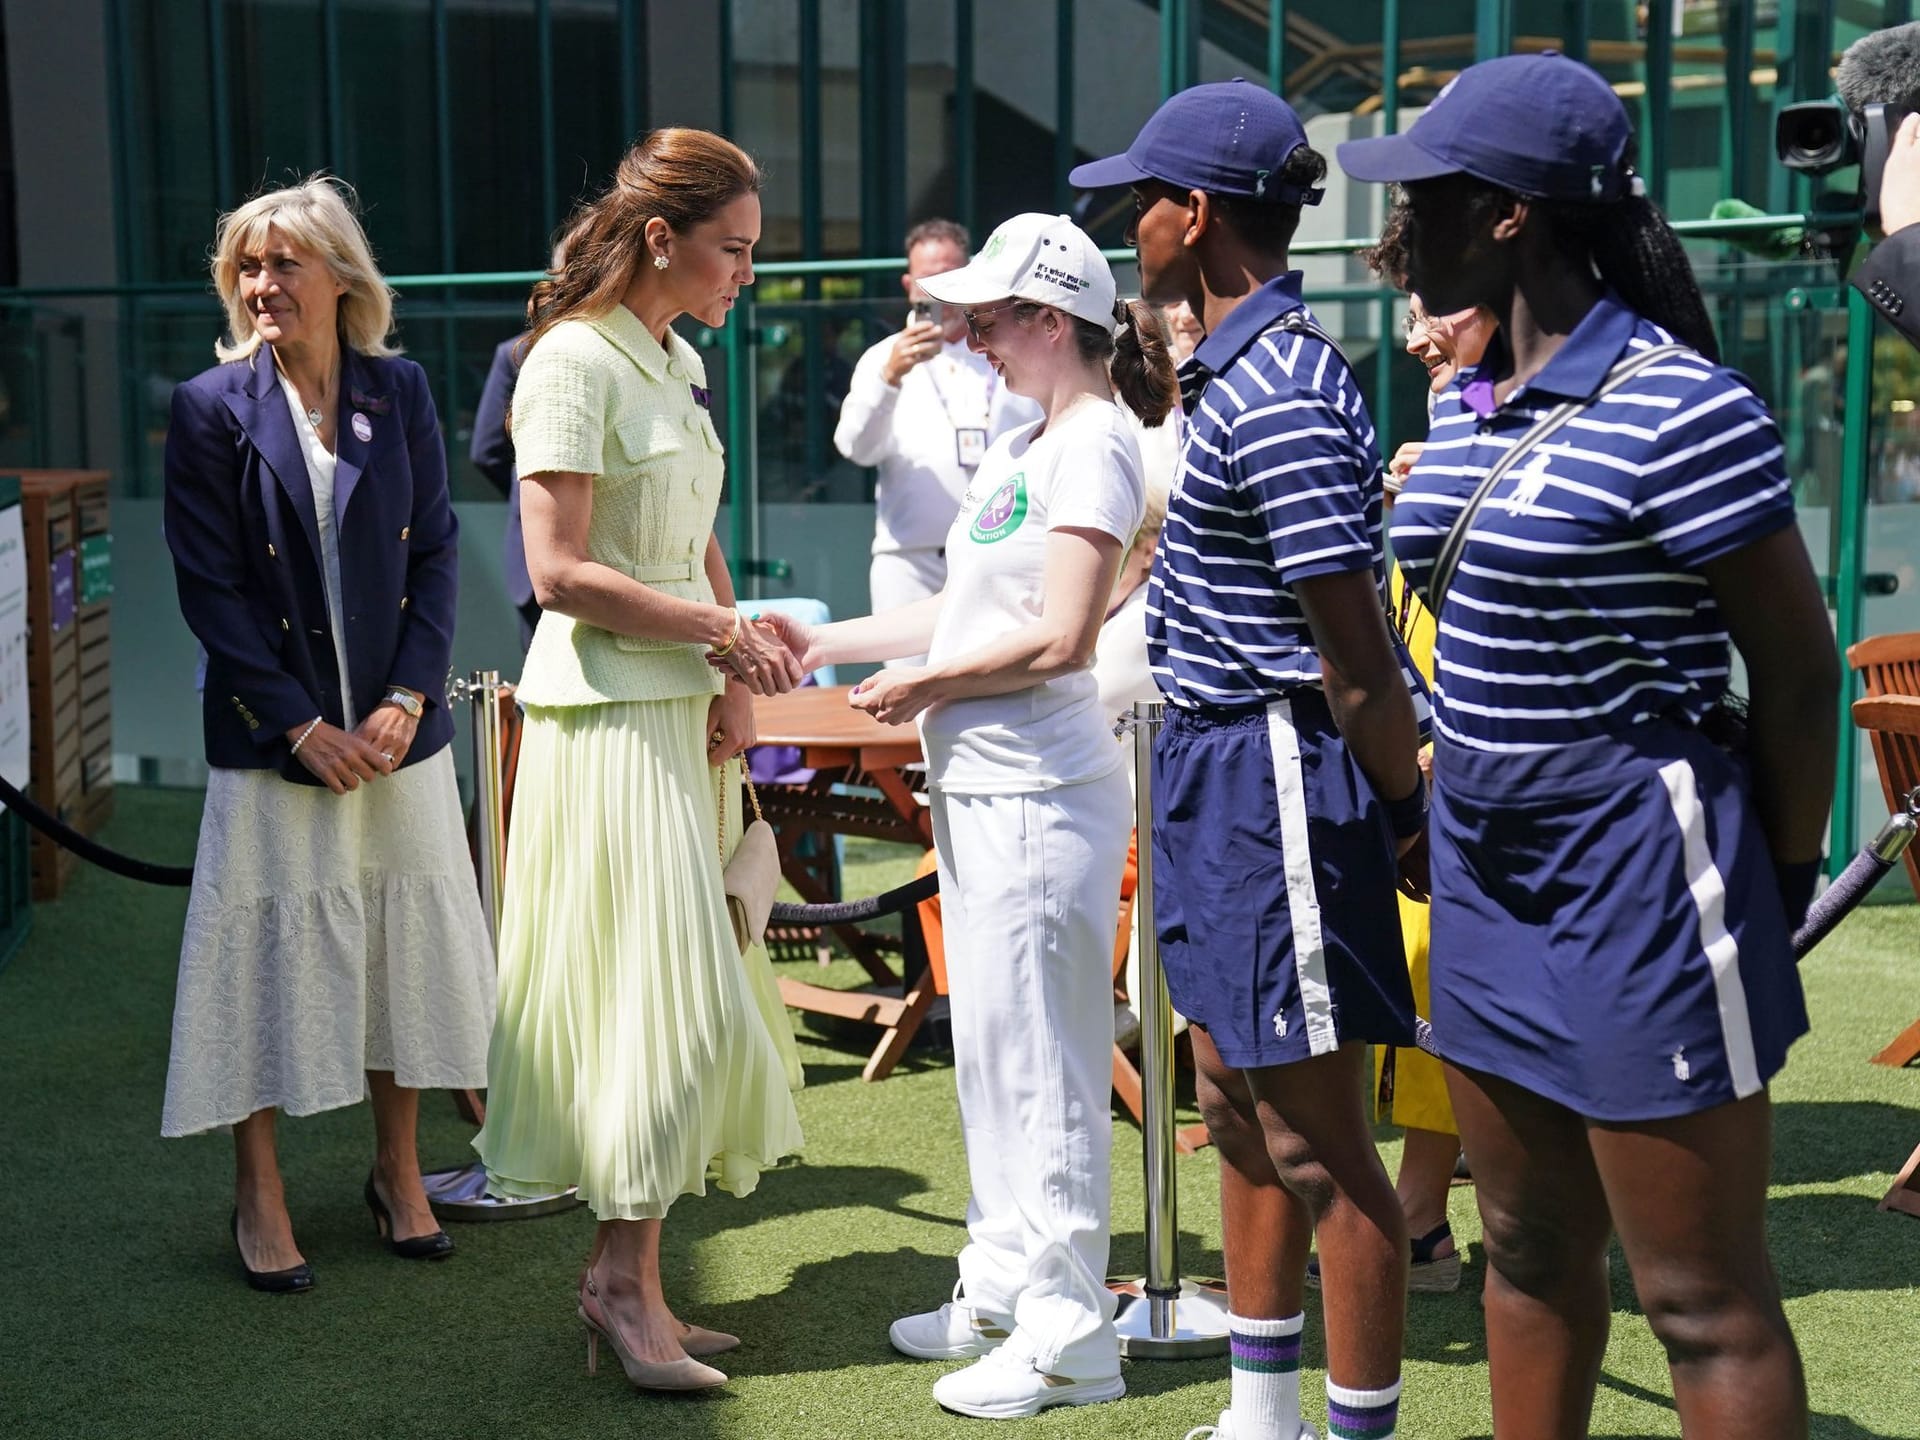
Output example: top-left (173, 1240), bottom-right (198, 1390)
top-left (1341, 52), bottom-right (1837, 1439)
top-left (1073, 82), bottom-right (1430, 1440)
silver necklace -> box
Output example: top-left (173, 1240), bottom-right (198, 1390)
top-left (305, 404), bottom-right (323, 429)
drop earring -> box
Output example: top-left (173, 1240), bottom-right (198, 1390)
top-left (653, 254), bottom-right (669, 270)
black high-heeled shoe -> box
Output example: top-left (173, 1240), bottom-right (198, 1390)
top-left (364, 1170), bottom-right (455, 1260)
top-left (230, 1208), bottom-right (315, 1294)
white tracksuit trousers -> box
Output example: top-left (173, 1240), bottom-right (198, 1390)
top-left (930, 766), bottom-right (1132, 1379)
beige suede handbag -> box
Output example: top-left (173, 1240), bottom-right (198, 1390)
top-left (718, 762), bottom-right (780, 952)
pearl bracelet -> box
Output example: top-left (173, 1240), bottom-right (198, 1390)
top-left (289, 716), bottom-right (322, 756)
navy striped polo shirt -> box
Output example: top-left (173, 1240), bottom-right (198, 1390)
top-left (1390, 292), bottom-right (1795, 754)
top-left (1147, 273), bottom-right (1403, 710)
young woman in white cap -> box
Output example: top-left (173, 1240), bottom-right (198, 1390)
top-left (765, 212), bottom-right (1177, 1420)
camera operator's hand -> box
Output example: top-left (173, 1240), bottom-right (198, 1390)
top-left (1884, 111), bottom-right (1920, 236)
top-left (883, 321), bottom-right (943, 386)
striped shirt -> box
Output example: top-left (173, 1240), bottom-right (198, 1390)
top-left (1147, 273), bottom-right (1405, 711)
top-left (1389, 293), bottom-right (1795, 754)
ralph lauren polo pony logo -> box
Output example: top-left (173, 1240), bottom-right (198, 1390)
top-left (690, 384), bottom-right (712, 411)
top-left (348, 388), bottom-right (390, 417)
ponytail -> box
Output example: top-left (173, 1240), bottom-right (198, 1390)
top-left (1541, 190), bottom-right (1721, 363)
top-left (1065, 300), bottom-right (1177, 427)
top-left (1110, 299), bottom-right (1179, 427)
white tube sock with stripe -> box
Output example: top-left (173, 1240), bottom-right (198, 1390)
top-left (1326, 1376), bottom-right (1401, 1440)
top-left (1228, 1311), bottom-right (1304, 1440)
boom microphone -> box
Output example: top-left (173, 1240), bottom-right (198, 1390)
top-left (1836, 22), bottom-right (1920, 110)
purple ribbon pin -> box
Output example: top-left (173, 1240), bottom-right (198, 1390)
top-left (689, 384), bottom-right (712, 411)
top-left (348, 387), bottom-right (391, 416)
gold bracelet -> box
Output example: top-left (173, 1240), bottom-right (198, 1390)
top-left (710, 611), bottom-right (742, 659)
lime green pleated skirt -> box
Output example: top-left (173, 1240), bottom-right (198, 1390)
top-left (474, 696), bottom-right (803, 1221)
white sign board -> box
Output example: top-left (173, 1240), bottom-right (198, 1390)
top-left (0, 504), bottom-right (31, 802)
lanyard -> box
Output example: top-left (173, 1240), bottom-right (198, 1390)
top-left (923, 350), bottom-right (998, 431)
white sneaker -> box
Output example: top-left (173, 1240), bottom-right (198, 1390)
top-left (889, 1282), bottom-right (1014, 1361)
top-left (1182, 1413), bottom-right (1318, 1440)
top-left (931, 1334), bottom-right (1125, 1420)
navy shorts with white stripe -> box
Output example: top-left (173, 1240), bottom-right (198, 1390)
top-left (1152, 688), bottom-right (1416, 1070)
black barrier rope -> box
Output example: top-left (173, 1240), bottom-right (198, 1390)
top-left (0, 774), bottom-right (195, 886)
top-left (0, 769), bottom-right (941, 921)
top-left (770, 871), bottom-right (938, 925)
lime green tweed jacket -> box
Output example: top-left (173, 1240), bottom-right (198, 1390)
top-left (510, 305), bottom-right (729, 708)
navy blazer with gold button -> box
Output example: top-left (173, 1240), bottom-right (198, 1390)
top-left (164, 346), bottom-right (458, 782)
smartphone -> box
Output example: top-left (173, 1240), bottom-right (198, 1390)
top-left (908, 300), bottom-right (940, 328)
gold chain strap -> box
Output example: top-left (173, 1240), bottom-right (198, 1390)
top-left (716, 762), bottom-right (766, 862)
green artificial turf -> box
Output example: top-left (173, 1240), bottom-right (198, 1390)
top-left (2, 787), bottom-right (1917, 1438)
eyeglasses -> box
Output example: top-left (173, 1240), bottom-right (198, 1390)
top-left (962, 300), bottom-right (1029, 340)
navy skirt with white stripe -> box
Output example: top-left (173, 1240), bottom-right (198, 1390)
top-left (1151, 689), bottom-right (1416, 1069)
top-left (1429, 720), bottom-right (1807, 1121)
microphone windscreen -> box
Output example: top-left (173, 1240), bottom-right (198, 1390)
top-left (1837, 22), bottom-right (1920, 109)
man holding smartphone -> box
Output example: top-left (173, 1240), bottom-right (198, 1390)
top-left (836, 218), bottom-right (1041, 615)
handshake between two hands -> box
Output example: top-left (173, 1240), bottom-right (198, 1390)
top-left (703, 610), bottom-right (931, 726)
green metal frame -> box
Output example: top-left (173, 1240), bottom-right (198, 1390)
top-left (956, 0), bottom-right (977, 235)
top-left (1056, 0), bottom-right (1076, 212)
top-left (1474, 0), bottom-right (1514, 61)
top-left (74, 0), bottom-right (1888, 867)
top-left (1646, 0), bottom-right (1674, 209)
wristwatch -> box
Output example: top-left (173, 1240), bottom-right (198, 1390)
top-left (384, 688), bottom-right (424, 718)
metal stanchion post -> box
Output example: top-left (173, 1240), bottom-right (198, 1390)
top-left (1109, 699), bottom-right (1232, 1357)
top-left (424, 669), bottom-right (580, 1222)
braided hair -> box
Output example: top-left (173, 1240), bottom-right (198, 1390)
top-left (1463, 142), bottom-right (1719, 362)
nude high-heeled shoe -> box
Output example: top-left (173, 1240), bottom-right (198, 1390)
top-left (678, 1324), bottom-right (741, 1359)
top-left (574, 1266), bottom-right (738, 1359)
top-left (579, 1276), bottom-right (727, 1392)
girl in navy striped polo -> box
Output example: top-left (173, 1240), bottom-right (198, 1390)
top-left (1341, 53), bottom-right (1838, 1439)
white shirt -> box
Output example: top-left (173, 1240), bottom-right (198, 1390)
top-left (835, 334), bottom-right (1041, 554)
top-left (274, 365), bottom-right (356, 728)
top-left (919, 400), bottom-right (1147, 794)
top-left (1092, 583), bottom-right (1155, 730)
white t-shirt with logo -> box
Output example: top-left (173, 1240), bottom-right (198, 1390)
top-left (919, 399), bottom-right (1147, 794)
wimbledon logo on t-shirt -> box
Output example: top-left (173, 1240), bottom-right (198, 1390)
top-left (969, 473), bottom-right (1028, 544)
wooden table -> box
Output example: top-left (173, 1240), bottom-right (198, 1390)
top-left (752, 686), bottom-right (936, 1081)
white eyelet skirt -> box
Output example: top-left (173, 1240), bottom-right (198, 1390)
top-left (160, 745), bottom-right (497, 1137)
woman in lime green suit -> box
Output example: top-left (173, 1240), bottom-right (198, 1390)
top-left (473, 130), bottom-right (806, 1393)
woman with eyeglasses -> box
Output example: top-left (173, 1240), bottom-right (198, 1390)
top-left (1294, 246), bottom-right (1500, 1301)
top-left (763, 213), bottom-right (1177, 1421)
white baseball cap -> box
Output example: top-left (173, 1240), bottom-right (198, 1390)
top-left (917, 212), bottom-right (1120, 336)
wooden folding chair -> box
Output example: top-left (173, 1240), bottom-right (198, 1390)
top-left (1849, 636), bottom-right (1920, 1070)
top-left (1846, 636), bottom-right (1920, 1219)
top-left (772, 845), bottom-right (941, 1083)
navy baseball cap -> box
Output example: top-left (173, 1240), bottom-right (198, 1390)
top-left (1337, 52), bottom-right (1634, 202)
top-left (1069, 79), bottom-right (1324, 205)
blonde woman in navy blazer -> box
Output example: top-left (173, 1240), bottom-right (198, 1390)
top-left (161, 177), bottom-right (495, 1294)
